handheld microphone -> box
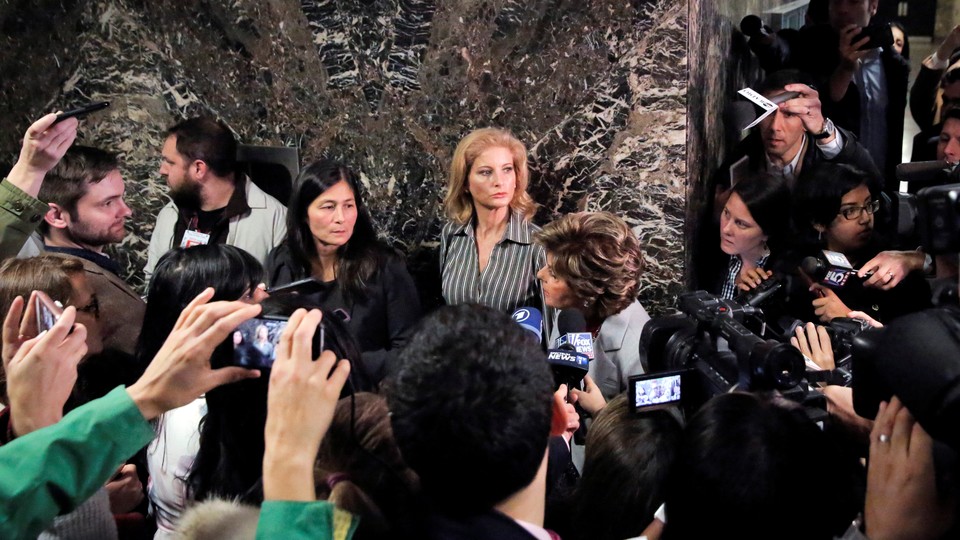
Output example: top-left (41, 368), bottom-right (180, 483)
top-left (511, 307), bottom-right (543, 345)
top-left (556, 309), bottom-right (595, 360)
top-left (801, 250), bottom-right (871, 289)
top-left (546, 350), bottom-right (590, 391)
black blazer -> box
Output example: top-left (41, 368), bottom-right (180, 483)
top-left (265, 243), bottom-right (423, 386)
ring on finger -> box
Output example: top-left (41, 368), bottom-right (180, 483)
top-left (879, 433), bottom-right (891, 443)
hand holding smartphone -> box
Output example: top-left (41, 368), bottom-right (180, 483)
top-left (231, 316), bottom-right (291, 369)
top-left (53, 101), bottom-right (110, 124)
top-left (34, 291), bottom-right (63, 333)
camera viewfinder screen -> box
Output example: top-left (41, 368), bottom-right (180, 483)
top-left (232, 318), bottom-right (287, 369)
top-left (634, 374), bottom-right (681, 410)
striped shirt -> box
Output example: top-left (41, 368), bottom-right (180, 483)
top-left (440, 210), bottom-right (548, 317)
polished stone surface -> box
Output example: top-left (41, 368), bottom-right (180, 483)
top-left (0, 0), bottom-right (688, 314)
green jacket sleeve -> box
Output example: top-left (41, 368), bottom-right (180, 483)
top-left (0, 179), bottom-right (47, 259)
top-left (256, 500), bottom-right (359, 540)
top-left (0, 386), bottom-right (154, 539)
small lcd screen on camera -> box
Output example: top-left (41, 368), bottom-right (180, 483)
top-left (630, 371), bottom-right (683, 413)
top-left (231, 317), bottom-right (288, 369)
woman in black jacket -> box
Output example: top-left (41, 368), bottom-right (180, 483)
top-left (266, 159), bottom-right (421, 386)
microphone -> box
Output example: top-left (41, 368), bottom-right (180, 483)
top-left (511, 307), bottom-right (543, 345)
top-left (801, 250), bottom-right (872, 289)
top-left (556, 309), bottom-right (595, 360)
top-left (735, 274), bottom-right (785, 307)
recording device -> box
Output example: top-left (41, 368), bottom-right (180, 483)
top-left (34, 291), bottom-right (63, 332)
top-left (511, 307), bottom-right (543, 344)
top-left (546, 349), bottom-right (590, 391)
top-left (917, 184), bottom-right (960, 255)
top-left (801, 250), bottom-right (869, 289)
top-left (881, 162), bottom-right (960, 254)
top-left (642, 291), bottom-right (822, 418)
top-left (53, 101), bottom-right (110, 124)
top-left (629, 369), bottom-right (688, 413)
top-left (556, 309), bottom-right (594, 360)
top-left (545, 310), bottom-right (592, 390)
top-left (850, 307), bottom-right (960, 450)
top-left (231, 316), bottom-right (293, 369)
top-left (265, 277), bottom-right (325, 296)
top-left (853, 23), bottom-right (894, 52)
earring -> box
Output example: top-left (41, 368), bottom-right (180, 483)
top-left (817, 230), bottom-right (822, 241)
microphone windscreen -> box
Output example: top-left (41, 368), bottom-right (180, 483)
top-left (557, 309), bottom-right (588, 335)
top-left (511, 307), bottom-right (543, 344)
top-left (801, 256), bottom-right (825, 279)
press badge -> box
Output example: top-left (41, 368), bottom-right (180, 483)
top-left (181, 229), bottom-right (211, 248)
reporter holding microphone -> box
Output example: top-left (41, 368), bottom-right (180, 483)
top-left (535, 211), bottom-right (649, 401)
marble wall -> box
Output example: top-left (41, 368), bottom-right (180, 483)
top-left (0, 0), bottom-right (687, 313)
top-left (685, 1), bottom-right (766, 289)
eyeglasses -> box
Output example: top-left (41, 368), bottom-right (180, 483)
top-left (839, 200), bottom-right (880, 220)
top-left (74, 295), bottom-right (100, 320)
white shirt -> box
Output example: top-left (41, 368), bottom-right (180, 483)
top-left (147, 397), bottom-right (206, 539)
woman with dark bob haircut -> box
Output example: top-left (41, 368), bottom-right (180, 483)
top-left (266, 159), bottom-right (421, 386)
top-left (790, 163), bottom-right (930, 324)
top-left (713, 173), bottom-right (791, 299)
top-left (440, 128), bottom-right (547, 317)
top-left (535, 211), bottom-right (649, 399)
top-left (140, 244), bottom-right (268, 539)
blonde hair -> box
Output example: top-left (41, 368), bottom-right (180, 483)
top-left (535, 212), bottom-right (643, 320)
top-left (443, 128), bottom-right (537, 224)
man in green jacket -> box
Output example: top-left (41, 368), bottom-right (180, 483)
top-left (0, 113), bottom-right (78, 259)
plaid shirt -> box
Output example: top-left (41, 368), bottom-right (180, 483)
top-left (721, 253), bottom-right (770, 300)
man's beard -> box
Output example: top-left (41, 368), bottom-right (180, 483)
top-left (170, 179), bottom-right (203, 211)
top-left (67, 217), bottom-right (126, 249)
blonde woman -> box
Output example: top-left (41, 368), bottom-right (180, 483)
top-left (440, 128), bottom-right (547, 316)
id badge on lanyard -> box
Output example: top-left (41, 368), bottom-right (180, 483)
top-left (180, 216), bottom-right (211, 248)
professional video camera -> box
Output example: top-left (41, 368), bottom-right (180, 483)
top-left (848, 306), bottom-right (960, 451)
top-left (886, 162), bottom-right (960, 254)
top-left (639, 291), bottom-right (826, 421)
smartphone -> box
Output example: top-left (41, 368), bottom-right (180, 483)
top-left (853, 23), bottom-right (893, 51)
top-left (231, 316), bottom-right (289, 369)
top-left (629, 370), bottom-right (687, 413)
top-left (35, 291), bottom-right (63, 332)
top-left (53, 101), bottom-right (110, 124)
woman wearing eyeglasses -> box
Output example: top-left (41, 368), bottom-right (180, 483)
top-left (792, 163), bottom-right (930, 324)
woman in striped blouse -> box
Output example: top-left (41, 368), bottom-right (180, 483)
top-left (439, 128), bottom-right (547, 318)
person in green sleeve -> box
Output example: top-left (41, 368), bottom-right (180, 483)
top-left (0, 288), bottom-right (261, 539)
top-left (1, 113), bottom-right (78, 259)
top-left (258, 308), bottom-right (359, 540)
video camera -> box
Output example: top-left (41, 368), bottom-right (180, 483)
top-left (639, 291), bottom-right (826, 421)
top-left (886, 162), bottom-right (960, 254)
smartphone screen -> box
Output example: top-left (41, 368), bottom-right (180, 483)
top-left (630, 371), bottom-right (684, 413)
top-left (232, 317), bottom-right (288, 369)
top-left (35, 291), bottom-right (63, 332)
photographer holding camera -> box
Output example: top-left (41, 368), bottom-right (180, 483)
top-left (744, 0), bottom-right (908, 187)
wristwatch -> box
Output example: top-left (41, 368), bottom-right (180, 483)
top-left (812, 118), bottom-right (835, 140)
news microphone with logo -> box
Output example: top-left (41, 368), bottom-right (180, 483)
top-left (511, 307), bottom-right (543, 345)
top-left (801, 250), bottom-right (872, 289)
top-left (556, 309), bottom-right (595, 360)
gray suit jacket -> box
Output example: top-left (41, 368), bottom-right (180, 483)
top-left (548, 299), bottom-right (651, 400)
